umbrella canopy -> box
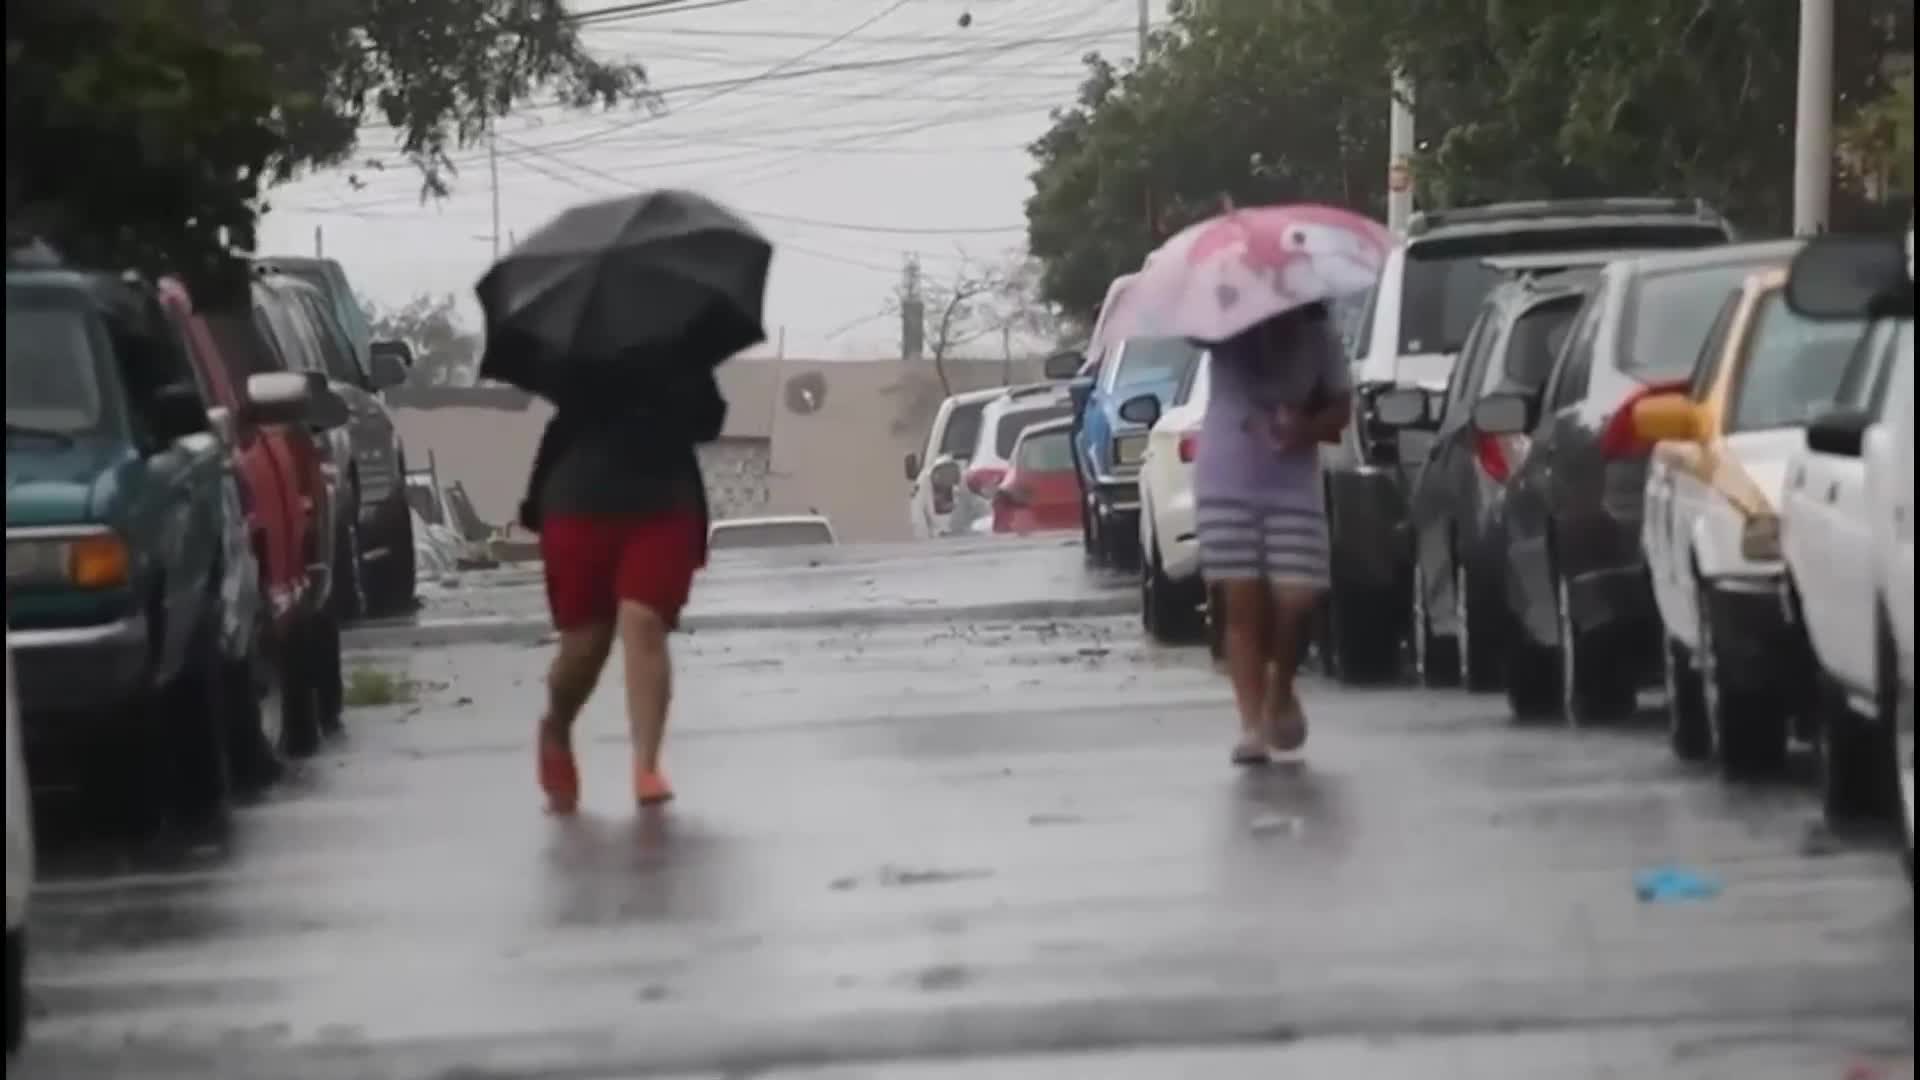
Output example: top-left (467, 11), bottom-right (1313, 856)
top-left (475, 189), bottom-right (772, 397)
top-left (1109, 204), bottom-right (1391, 345)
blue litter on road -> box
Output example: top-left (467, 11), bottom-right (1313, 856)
top-left (1634, 866), bottom-right (1722, 903)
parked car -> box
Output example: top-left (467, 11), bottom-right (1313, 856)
top-left (708, 514), bottom-right (837, 551)
top-left (5, 646), bottom-right (28, 1055)
top-left (1784, 312), bottom-right (1910, 821)
top-left (991, 417), bottom-right (1080, 535)
top-left (5, 264), bottom-right (279, 827)
top-left (1066, 336), bottom-right (1203, 566)
top-left (161, 276), bottom-right (352, 766)
top-left (1639, 266), bottom-right (1861, 774)
top-left (952, 383), bottom-right (1078, 536)
top-left (1322, 198), bottom-right (1736, 683)
top-left (1473, 240), bottom-right (1801, 725)
top-left (1125, 349), bottom-right (1212, 643)
top-left (253, 264), bottom-right (417, 615)
top-left (1782, 232), bottom-right (1914, 875)
top-left (1383, 270), bottom-right (1597, 689)
top-left (906, 387), bottom-right (1000, 539)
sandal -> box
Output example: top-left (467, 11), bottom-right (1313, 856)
top-left (538, 741), bottom-right (580, 815)
top-left (1266, 690), bottom-right (1309, 754)
top-left (1231, 736), bottom-right (1271, 766)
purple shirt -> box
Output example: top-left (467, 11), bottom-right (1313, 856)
top-left (1193, 315), bottom-right (1350, 505)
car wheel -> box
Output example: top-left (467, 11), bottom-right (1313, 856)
top-left (1875, 614), bottom-right (1914, 882)
top-left (1663, 636), bottom-right (1710, 762)
top-left (223, 642), bottom-right (284, 797)
top-left (1555, 574), bottom-right (1635, 726)
top-left (1456, 563), bottom-right (1504, 692)
top-left (4, 926), bottom-right (22, 1055)
top-left (1413, 563), bottom-right (1461, 689)
top-left (1326, 579), bottom-right (1400, 685)
top-left (276, 620), bottom-right (325, 759)
top-left (1698, 580), bottom-right (1788, 779)
top-left (166, 613), bottom-right (233, 828)
top-left (1815, 673), bottom-right (1883, 824)
top-left (363, 497), bottom-right (419, 617)
top-left (1143, 544), bottom-right (1202, 645)
top-left (1504, 625), bottom-right (1560, 722)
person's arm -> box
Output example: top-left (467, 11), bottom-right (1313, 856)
top-left (1287, 317), bottom-right (1353, 449)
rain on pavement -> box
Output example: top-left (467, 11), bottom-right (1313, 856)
top-left (12, 537), bottom-right (1916, 1078)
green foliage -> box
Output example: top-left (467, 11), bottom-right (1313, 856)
top-left (1840, 68), bottom-right (1915, 199)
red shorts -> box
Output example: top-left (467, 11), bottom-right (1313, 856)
top-left (539, 510), bottom-right (706, 631)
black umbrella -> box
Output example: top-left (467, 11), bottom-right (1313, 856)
top-left (475, 190), bottom-right (771, 397)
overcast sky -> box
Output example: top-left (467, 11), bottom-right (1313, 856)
top-left (256, 0), bottom-right (1153, 360)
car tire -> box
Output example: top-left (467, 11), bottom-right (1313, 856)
top-left (332, 512), bottom-right (365, 622)
top-left (1456, 563), bottom-right (1504, 692)
top-left (167, 613), bottom-right (233, 828)
top-left (1663, 637), bottom-right (1711, 762)
top-left (4, 926), bottom-right (23, 1055)
top-left (1325, 580), bottom-right (1400, 685)
top-left (1816, 674), bottom-right (1883, 824)
top-left (1504, 628), bottom-right (1560, 722)
top-left (224, 651), bottom-right (283, 796)
top-left (277, 620), bottom-right (325, 759)
top-left (1555, 573), bottom-right (1635, 726)
top-left (363, 496), bottom-right (418, 617)
top-left (1698, 580), bottom-right (1788, 779)
top-left (1875, 614), bottom-right (1914, 883)
top-left (1412, 563), bottom-right (1461, 689)
top-left (1142, 543), bottom-right (1202, 644)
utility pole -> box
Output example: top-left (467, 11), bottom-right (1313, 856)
top-left (1793, 0), bottom-right (1834, 235)
top-left (488, 124), bottom-right (503, 259)
top-left (1387, 72), bottom-right (1416, 235)
top-left (313, 225), bottom-right (324, 257)
top-left (1137, 0), bottom-right (1149, 60)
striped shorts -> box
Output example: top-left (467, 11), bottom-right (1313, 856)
top-left (1196, 496), bottom-right (1330, 588)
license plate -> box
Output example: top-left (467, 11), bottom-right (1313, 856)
top-left (1114, 434), bottom-right (1148, 467)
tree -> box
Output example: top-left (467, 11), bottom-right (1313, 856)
top-left (1839, 66), bottom-right (1915, 208)
top-left (364, 292), bottom-right (482, 387)
top-left (6, 0), bottom-right (652, 301)
top-left (890, 255), bottom-right (1003, 397)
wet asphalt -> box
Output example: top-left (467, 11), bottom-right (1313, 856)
top-left (9, 537), bottom-right (1916, 1079)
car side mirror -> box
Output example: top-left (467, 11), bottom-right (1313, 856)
top-left (1374, 386), bottom-right (1440, 430)
top-left (1043, 349), bottom-right (1086, 381)
top-left (152, 380), bottom-right (211, 442)
top-left (303, 372), bottom-right (352, 430)
top-left (1118, 393), bottom-right (1162, 427)
top-left (242, 371), bottom-right (314, 427)
top-left (1068, 376), bottom-right (1096, 413)
top-left (1470, 392), bottom-right (1532, 436)
top-left (904, 452), bottom-right (921, 481)
top-left (369, 339), bottom-right (413, 389)
top-left (1630, 392), bottom-right (1701, 444)
top-left (1805, 407), bottom-right (1871, 458)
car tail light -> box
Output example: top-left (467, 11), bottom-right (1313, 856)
top-left (966, 465), bottom-right (1006, 497)
top-left (1177, 431), bottom-right (1199, 464)
top-left (1473, 432), bottom-right (1529, 483)
top-left (1597, 378), bottom-right (1688, 460)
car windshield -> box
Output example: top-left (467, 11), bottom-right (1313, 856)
top-left (939, 400), bottom-right (987, 460)
top-left (6, 289), bottom-right (109, 435)
top-left (1727, 293), bottom-right (1864, 433)
top-left (1113, 337), bottom-right (1199, 390)
top-left (1399, 254), bottom-right (1506, 355)
top-left (1015, 428), bottom-right (1075, 472)
top-left (709, 520), bottom-right (833, 550)
top-left (996, 404), bottom-right (1074, 458)
top-left (1502, 297), bottom-right (1582, 389)
top-left (1625, 261), bottom-right (1783, 378)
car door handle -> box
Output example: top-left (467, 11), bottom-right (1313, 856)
top-left (1824, 482), bottom-right (1839, 503)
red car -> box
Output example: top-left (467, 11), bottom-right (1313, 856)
top-left (992, 417), bottom-right (1082, 534)
top-left (158, 278), bottom-right (349, 766)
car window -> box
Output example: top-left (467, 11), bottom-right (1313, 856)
top-left (276, 262), bottom-right (372, 372)
top-left (1547, 295), bottom-right (1602, 411)
top-left (1015, 428), bottom-right (1075, 471)
top-left (1687, 290), bottom-right (1745, 400)
top-left (1864, 319), bottom-right (1911, 417)
top-left (939, 400), bottom-right (986, 460)
top-left (1835, 320), bottom-right (1897, 413)
top-left (1623, 262), bottom-right (1780, 378)
top-left (1350, 282), bottom-right (1380, 361)
top-left (1444, 309), bottom-right (1496, 413)
top-left (6, 289), bottom-right (109, 434)
top-left (1110, 337), bottom-right (1199, 391)
top-left (292, 289), bottom-right (364, 384)
top-left (1398, 253), bottom-right (1505, 355)
top-left (1725, 292), bottom-right (1863, 433)
top-left (709, 520), bottom-right (834, 550)
top-left (1501, 295), bottom-right (1582, 391)
top-left (996, 404), bottom-right (1075, 458)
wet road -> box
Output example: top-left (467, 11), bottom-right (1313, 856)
top-left (12, 538), bottom-right (1916, 1078)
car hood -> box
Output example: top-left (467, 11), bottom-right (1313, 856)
top-left (4, 438), bottom-right (140, 527)
top-left (1723, 429), bottom-right (1807, 513)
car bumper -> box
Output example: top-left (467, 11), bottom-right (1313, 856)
top-left (1325, 464), bottom-right (1409, 589)
top-left (7, 616), bottom-right (149, 714)
top-left (1090, 478), bottom-right (1140, 532)
top-left (1701, 574), bottom-right (1800, 689)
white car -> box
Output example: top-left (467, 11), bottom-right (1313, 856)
top-left (951, 384), bottom-right (1077, 536)
top-left (1783, 316), bottom-right (1910, 825)
top-left (1875, 322), bottom-right (1915, 869)
top-left (6, 646), bottom-right (30, 1054)
top-left (905, 388), bottom-right (1000, 539)
top-left (1136, 350), bottom-right (1211, 642)
top-left (708, 514), bottom-right (837, 552)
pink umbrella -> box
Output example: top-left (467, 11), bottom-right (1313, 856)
top-left (1112, 203), bottom-right (1392, 344)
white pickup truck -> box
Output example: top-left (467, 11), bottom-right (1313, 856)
top-left (1781, 232), bottom-right (1913, 877)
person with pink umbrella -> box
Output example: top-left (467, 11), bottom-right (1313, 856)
top-left (1122, 203), bottom-right (1392, 763)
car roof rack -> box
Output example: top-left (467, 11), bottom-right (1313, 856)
top-left (1408, 197), bottom-right (1718, 238)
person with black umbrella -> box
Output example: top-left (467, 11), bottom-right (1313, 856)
top-left (478, 190), bottom-right (772, 813)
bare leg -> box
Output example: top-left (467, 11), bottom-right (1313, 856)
top-left (1263, 583), bottom-right (1322, 751)
top-left (543, 625), bottom-right (614, 746)
top-left (617, 600), bottom-right (673, 789)
top-left (1220, 579), bottom-right (1272, 760)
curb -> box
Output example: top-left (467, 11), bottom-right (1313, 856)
top-left (343, 590), bottom-right (1139, 650)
